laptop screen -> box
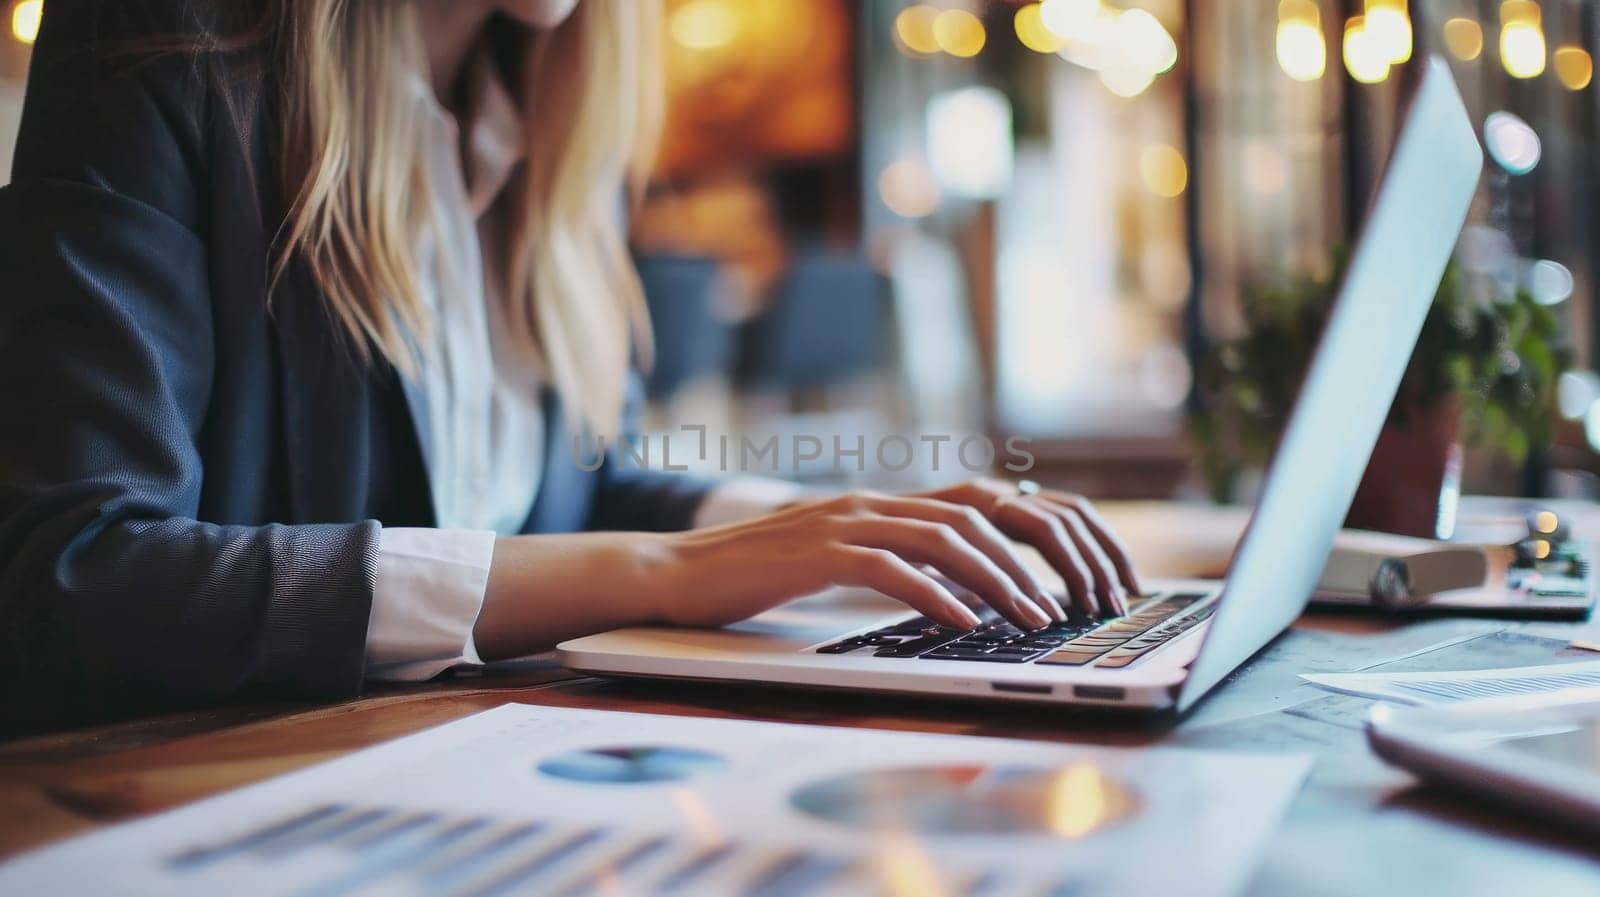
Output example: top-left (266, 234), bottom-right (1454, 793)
top-left (1178, 57), bottom-right (1484, 712)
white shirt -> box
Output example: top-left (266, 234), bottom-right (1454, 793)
top-left (364, 50), bottom-right (797, 681)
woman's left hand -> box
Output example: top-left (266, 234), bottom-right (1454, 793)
top-left (911, 479), bottom-right (1141, 618)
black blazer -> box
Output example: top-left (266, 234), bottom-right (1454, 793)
top-left (0, 0), bottom-right (711, 735)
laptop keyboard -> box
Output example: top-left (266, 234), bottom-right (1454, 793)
top-left (814, 592), bottom-right (1216, 670)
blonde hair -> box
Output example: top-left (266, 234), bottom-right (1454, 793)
top-left (273, 0), bottom-right (662, 437)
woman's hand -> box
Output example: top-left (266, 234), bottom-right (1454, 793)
top-left (473, 483), bottom-right (1140, 661)
top-left (910, 479), bottom-right (1140, 618)
top-left (657, 491), bottom-right (1071, 632)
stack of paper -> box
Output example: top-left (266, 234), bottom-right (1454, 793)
top-left (0, 705), bottom-right (1311, 897)
top-left (1302, 658), bottom-right (1600, 706)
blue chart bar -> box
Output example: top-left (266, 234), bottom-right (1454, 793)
top-left (655, 842), bottom-right (738, 893)
top-left (747, 851), bottom-right (855, 897)
top-left (418, 822), bottom-right (546, 892)
top-left (167, 805), bottom-right (344, 870)
top-left (260, 808), bottom-right (392, 859)
top-left (549, 834), bottom-right (673, 897)
top-left (291, 817), bottom-right (491, 897)
top-left (461, 828), bottom-right (607, 897)
top-left (164, 803), bottom-right (1029, 896)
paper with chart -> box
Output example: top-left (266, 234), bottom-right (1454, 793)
top-left (0, 704), bottom-right (1310, 897)
top-left (1302, 658), bottom-right (1600, 706)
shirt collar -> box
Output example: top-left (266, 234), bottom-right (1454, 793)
top-left (415, 44), bottom-right (526, 220)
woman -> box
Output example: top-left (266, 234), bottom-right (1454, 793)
top-left (0, 0), bottom-right (1138, 735)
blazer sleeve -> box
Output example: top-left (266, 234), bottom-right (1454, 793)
top-left (0, 1), bottom-right (376, 735)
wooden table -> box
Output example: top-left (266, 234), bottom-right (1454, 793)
top-left (3, 501), bottom-right (1599, 896)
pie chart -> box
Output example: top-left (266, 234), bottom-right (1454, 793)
top-left (536, 746), bottom-right (726, 785)
top-left (790, 763), bottom-right (1141, 837)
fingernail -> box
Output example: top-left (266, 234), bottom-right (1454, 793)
top-left (1022, 601), bottom-right (1051, 629)
top-left (956, 607), bottom-right (983, 629)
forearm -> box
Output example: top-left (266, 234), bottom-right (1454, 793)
top-left (472, 531), bottom-right (677, 660)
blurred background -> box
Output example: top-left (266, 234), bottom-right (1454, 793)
top-left (4, 0), bottom-right (1599, 531)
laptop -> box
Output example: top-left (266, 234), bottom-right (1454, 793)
top-left (560, 57), bottom-right (1483, 715)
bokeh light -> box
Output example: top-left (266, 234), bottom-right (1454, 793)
top-left (1100, 62), bottom-right (1155, 97)
top-left (1557, 371), bottom-right (1600, 420)
top-left (1139, 144), bottom-right (1188, 198)
top-left (1554, 46), bottom-right (1593, 90)
top-left (1363, 0), bottom-right (1411, 64)
top-left (1343, 16), bottom-right (1391, 84)
top-left (932, 8), bottom-right (986, 59)
top-left (1527, 259), bottom-right (1573, 306)
top-left (1484, 111), bottom-right (1541, 174)
top-left (1443, 17), bottom-right (1484, 61)
top-left (878, 159), bottom-right (941, 219)
top-left (1499, 1), bottom-right (1546, 80)
top-left (927, 86), bottom-right (1014, 198)
top-left (12, 0), bottom-right (41, 44)
top-left (1039, 0), bottom-right (1101, 40)
top-left (669, 0), bottom-right (738, 51)
top-left (1276, 0), bottom-right (1327, 82)
top-left (1115, 8), bottom-right (1177, 75)
top-left (893, 4), bottom-right (941, 56)
top-left (1057, 9), bottom-right (1118, 71)
top-left (1015, 3), bottom-right (1066, 53)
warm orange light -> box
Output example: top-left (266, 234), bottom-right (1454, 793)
top-left (893, 5), bottom-right (941, 56)
top-left (1554, 46), bottom-right (1593, 90)
top-left (1344, 15), bottom-right (1391, 83)
top-left (11, 0), bottom-right (41, 44)
top-left (1499, 1), bottom-right (1546, 79)
top-left (1015, 2), bottom-right (1066, 53)
top-left (1364, 0), bottom-right (1412, 64)
top-left (669, 0), bottom-right (738, 51)
top-left (1139, 144), bottom-right (1188, 198)
top-left (1046, 764), bottom-right (1110, 838)
top-left (932, 8), bottom-right (986, 58)
top-left (1443, 17), bottom-right (1484, 61)
top-left (1276, 0), bottom-right (1325, 82)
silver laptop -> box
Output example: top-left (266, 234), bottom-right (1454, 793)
top-left (560, 58), bottom-right (1483, 715)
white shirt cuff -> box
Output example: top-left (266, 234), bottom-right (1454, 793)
top-left (692, 477), bottom-right (808, 528)
top-left (366, 527), bottom-right (496, 682)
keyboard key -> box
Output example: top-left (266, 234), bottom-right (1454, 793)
top-left (816, 642), bottom-right (864, 654)
top-left (1062, 637), bottom-right (1130, 649)
top-left (1095, 647), bottom-right (1156, 668)
top-left (927, 643), bottom-right (994, 657)
top-left (1037, 650), bottom-right (1104, 666)
top-left (874, 630), bottom-right (966, 657)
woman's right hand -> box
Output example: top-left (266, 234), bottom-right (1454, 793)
top-left (655, 491), bottom-right (1067, 632)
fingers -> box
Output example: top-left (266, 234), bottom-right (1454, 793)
top-left (835, 518), bottom-right (1052, 630)
top-left (1043, 491), bottom-right (1142, 597)
top-left (840, 547), bottom-right (983, 630)
top-left (1037, 503), bottom-right (1128, 616)
top-left (857, 495), bottom-right (1065, 621)
top-left (988, 499), bottom-right (1104, 619)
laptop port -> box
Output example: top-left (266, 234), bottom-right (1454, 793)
top-left (991, 682), bottom-right (1053, 695)
top-left (1072, 685), bottom-right (1126, 701)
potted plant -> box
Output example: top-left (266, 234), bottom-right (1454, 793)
top-left (1191, 251), bottom-right (1571, 538)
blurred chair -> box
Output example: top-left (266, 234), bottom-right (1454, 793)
top-left (633, 253), bottom-right (736, 401)
top-left (737, 250), bottom-right (889, 396)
